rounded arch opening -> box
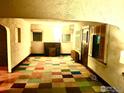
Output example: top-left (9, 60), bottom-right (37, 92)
top-left (0, 24), bottom-right (11, 73)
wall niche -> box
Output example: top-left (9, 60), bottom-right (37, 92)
top-left (91, 24), bottom-right (106, 63)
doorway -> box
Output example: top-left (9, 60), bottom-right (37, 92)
top-left (0, 25), bottom-right (8, 70)
top-left (81, 27), bottom-right (89, 67)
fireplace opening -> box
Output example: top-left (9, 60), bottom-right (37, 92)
top-left (44, 42), bottom-right (61, 56)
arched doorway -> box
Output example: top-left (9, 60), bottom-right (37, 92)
top-left (0, 25), bottom-right (8, 67)
top-left (0, 24), bottom-right (11, 72)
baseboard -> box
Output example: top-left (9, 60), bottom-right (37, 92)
top-left (30, 53), bottom-right (71, 56)
top-left (60, 53), bottom-right (71, 56)
top-left (30, 53), bottom-right (44, 56)
top-left (87, 67), bottom-right (118, 92)
top-left (12, 54), bottom-right (30, 72)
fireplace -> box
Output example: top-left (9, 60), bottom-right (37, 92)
top-left (44, 42), bottom-right (61, 56)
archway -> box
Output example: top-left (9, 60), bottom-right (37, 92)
top-left (0, 24), bottom-right (11, 72)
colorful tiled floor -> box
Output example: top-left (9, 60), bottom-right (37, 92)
top-left (0, 56), bottom-right (117, 93)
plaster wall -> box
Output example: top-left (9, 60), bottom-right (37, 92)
top-left (30, 21), bottom-right (82, 54)
top-left (88, 25), bottom-right (124, 93)
top-left (0, 18), bottom-right (31, 69)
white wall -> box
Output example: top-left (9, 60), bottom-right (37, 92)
top-left (88, 25), bottom-right (124, 93)
top-left (30, 21), bottom-right (81, 54)
top-left (0, 18), bottom-right (31, 71)
top-left (73, 23), bottom-right (83, 54)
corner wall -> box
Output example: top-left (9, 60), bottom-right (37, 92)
top-left (0, 18), bottom-right (31, 71)
top-left (88, 25), bottom-right (124, 93)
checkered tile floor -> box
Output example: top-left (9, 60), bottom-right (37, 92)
top-left (0, 56), bottom-right (116, 93)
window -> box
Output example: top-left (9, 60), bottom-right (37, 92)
top-left (33, 32), bottom-right (42, 41)
top-left (15, 27), bottom-right (21, 43)
top-left (62, 34), bottom-right (71, 42)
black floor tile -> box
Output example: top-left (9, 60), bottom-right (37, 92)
top-left (38, 83), bottom-right (52, 89)
top-left (66, 87), bottom-right (81, 93)
top-left (11, 83), bottom-right (26, 88)
top-left (63, 75), bottom-right (73, 78)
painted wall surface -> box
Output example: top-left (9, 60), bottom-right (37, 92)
top-left (88, 25), bottom-right (124, 93)
top-left (0, 18), bottom-right (31, 70)
top-left (72, 24), bottom-right (83, 58)
top-left (0, 0), bottom-right (123, 30)
top-left (30, 21), bottom-right (81, 54)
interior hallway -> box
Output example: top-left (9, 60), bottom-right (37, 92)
top-left (0, 56), bottom-right (117, 93)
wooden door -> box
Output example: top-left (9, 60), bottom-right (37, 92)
top-left (81, 42), bottom-right (88, 66)
top-left (81, 30), bottom-right (89, 67)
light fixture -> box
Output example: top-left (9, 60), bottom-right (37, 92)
top-left (119, 50), bottom-right (124, 76)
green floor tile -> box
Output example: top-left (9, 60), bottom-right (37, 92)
top-left (78, 81), bottom-right (92, 87)
top-left (21, 70), bottom-right (33, 73)
top-left (21, 64), bottom-right (29, 66)
top-left (90, 81), bottom-right (102, 86)
top-left (15, 68), bottom-right (26, 70)
top-left (80, 86), bottom-right (94, 93)
top-left (61, 69), bottom-right (70, 72)
top-left (75, 78), bottom-right (86, 82)
top-left (92, 86), bottom-right (101, 92)
top-left (28, 79), bottom-right (41, 83)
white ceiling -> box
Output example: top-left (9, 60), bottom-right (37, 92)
top-left (0, 0), bottom-right (123, 28)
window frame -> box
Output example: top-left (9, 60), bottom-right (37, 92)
top-left (33, 32), bottom-right (42, 42)
top-left (62, 34), bottom-right (71, 43)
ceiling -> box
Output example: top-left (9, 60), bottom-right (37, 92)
top-left (0, 0), bottom-right (123, 28)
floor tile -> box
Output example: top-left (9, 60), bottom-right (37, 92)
top-left (66, 87), bottom-right (81, 93)
top-left (11, 83), bottom-right (26, 88)
top-left (63, 78), bottom-right (75, 82)
top-left (80, 86), bottom-right (95, 93)
top-left (77, 81), bottom-right (92, 87)
top-left (25, 83), bottom-right (39, 88)
top-left (52, 75), bottom-right (63, 79)
top-left (37, 89), bottom-right (52, 93)
top-left (52, 88), bottom-right (66, 93)
top-left (92, 86), bottom-right (101, 92)
top-left (27, 79), bottom-right (41, 83)
top-left (63, 75), bottom-right (73, 78)
top-left (61, 69), bottom-right (70, 72)
top-left (38, 83), bottom-right (52, 89)
top-left (71, 71), bottom-right (81, 75)
top-left (22, 88), bottom-right (38, 93)
top-left (15, 79), bottom-right (28, 83)
top-left (8, 88), bottom-right (24, 93)
top-left (52, 72), bottom-right (62, 75)
top-left (18, 75), bottom-right (30, 79)
top-left (52, 82), bottom-right (65, 88)
top-left (0, 56), bottom-right (114, 93)
top-left (52, 78), bottom-right (63, 82)
top-left (65, 82), bottom-right (78, 87)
